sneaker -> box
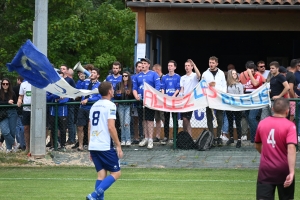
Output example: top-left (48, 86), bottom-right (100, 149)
top-left (86, 194), bottom-right (97, 200)
top-left (153, 137), bottom-right (160, 142)
top-left (59, 146), bottom-right (66, 152)
top-left (84, 145), bottom-right (88, 150)
top-left (132, 139), bottom-right (139, 144)
top-left (139, 138), bottom-right (148, 147)
top-left (147, 139), bottom-right (153, 149)
top-left (236, 140), bottom-right (241, 148)
top-left (46, 141), bottom-right (52, 147)
top-left (226, 138), bottom-right (234, 146)
top-left (126, 141), bottom-right (131, 146)
top-left (121, 141), bottom-right (126, 146)
top-left (71, 142), bottom-right (79, 149)
top-left (298, 136), bottom-right (300, 142)
top-left (217, 137), bottom-right (223, 146)
top-left (221, 135), bottom-right (229, 141)
top-left (12, 144), bottom-right (20, 153)
top-left (160, 137), bottom-right (168, 145)
top-left (241, 136), bottom-right (247, 141)
top-left (6, 149), bottom-right (12, 153)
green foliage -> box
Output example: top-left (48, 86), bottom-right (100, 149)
top-left (0, 0), bottom-right (135, 81)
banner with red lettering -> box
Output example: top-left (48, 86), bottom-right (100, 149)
top-left (143, 81), bottom-right (270, 112)
top-left (143, 82), bottom-right (208, 112)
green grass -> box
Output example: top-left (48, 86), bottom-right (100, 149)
top-left (0, 167), bottom-right (299, 199)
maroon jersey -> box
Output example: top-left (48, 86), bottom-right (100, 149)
top-left (255, 116), bottom-right (297, 184)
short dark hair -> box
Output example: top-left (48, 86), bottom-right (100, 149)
top-left (113, 61), bottom-right (121, 68)
top-left (17, 76), bottom-right (24, 82)
top-left (269, 61), bottom-right (280, 68)
top-left (92, 68), bottom-right (100, 75)
top-left (98, 82), bottom-right (112, 96)
top-left (135, 61), bottom-right (142, 68)
top-left (168, 60), bottom-right (177, 67)
top-left (273, 98), bottom-right (289, 114)
top-left (257, 60), bottom-right (265, 66)
top-left (245, 61), bottom-right (255, 69)
top-left (60, 64), bottom-right (69, 70)
top-left (290, 59), bottom-right (300, 68)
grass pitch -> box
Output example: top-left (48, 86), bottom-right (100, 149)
top-left (0, 167), bottom-right (298, 199)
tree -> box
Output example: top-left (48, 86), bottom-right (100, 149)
top-left (0, 0), bottom-right (135, 81)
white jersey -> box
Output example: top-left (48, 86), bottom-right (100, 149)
top-left (180, 72), bottom-right (199, 95)
top-left (19, 81), bottom-right (32, 111)
top-left (88, 99), bottom-right (116, 151)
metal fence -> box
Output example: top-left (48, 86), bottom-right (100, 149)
top-left (0, 99), bottom-right (299, 152)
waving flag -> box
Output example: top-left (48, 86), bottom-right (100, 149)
top-left (6, 40), bottom-right (98, 98)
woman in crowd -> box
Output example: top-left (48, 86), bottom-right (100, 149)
top-left (225, 70), bottom-right (244, 148)
top-left (115, 71), bottom-right (134, 146)
top-left (0, 78), bottom-right (18, 152)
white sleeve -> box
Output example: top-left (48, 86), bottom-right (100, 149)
top-left (108, 103), bottom-right (117, 120)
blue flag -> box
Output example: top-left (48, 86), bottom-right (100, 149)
top-left (6, 39), bottom-right (60, 88)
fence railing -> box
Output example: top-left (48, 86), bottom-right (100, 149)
top-left (0, 98), bottom-right (299, 151)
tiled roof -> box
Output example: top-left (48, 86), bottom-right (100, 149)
top-left (126, 0), bottom-right (300, 5)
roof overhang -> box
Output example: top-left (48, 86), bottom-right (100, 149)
top-left (126, 2), bottom-right (300, 10)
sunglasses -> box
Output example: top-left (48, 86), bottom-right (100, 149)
top-left (122, 75), bottom-right (128, 77)
top-left (2, 83), bottom-right (9, 86)
top-left (258, 66), bottom-right (265, 68)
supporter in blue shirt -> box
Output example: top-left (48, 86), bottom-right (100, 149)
top-left (132, 58), bottom-right (160, 149)
top-left (161, 60), bottom-right (181, 144)
top-left (105, 61), bottom-right (122, 91)
top-left (76, 68), bottom-right (101, 151)
top-left (46, 92), bottom-right (69, 150)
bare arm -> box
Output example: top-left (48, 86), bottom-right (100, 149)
top-left (255, 143), bottom-right (262, 154)
top-left (272, 81), bottom-right (290, 100)
top-left (17, 95), bottom-right (24, 107)
top-left (108, 119), bottom-right (123, 158)
top-left (288, 83), bottom-right (295, 98)
top-left (284, 144), bottom-right (296, 188)
top-left (188, 59), bottom-right (201, 79)
top-left (247, 69), bottom-right (259, 86)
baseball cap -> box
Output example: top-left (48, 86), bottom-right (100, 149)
top-left (140, 58), bottom-right (151, 64)
top-left (279, 66), bottom-right (287, 73)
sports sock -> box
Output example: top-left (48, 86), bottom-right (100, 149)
top-left (95, 180), bottom-right (102, 189)
top-left (91, 175), bottom-right (116, 198)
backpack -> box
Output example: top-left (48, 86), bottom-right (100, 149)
top-left (176, 131), bottom-right (195, 150)
top-left (195, 129), bottom-right (214, 151)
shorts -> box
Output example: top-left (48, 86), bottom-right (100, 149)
top-left (155, 110), bottom-right (165, 121)
top-left (22, 111), bottom-right (31, 126)
top-left (256, 180), bottom-right (295, 200)
top-left (181, 111), bottom-right (193, 120)
top-left (76, 108), bottom-right (90, 126)
top-left (144, 107), bottom-right (155, 121)
top-left (90, 149), bottom-right (120, 172)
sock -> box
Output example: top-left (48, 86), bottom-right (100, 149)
top-left (95, 180), bottom-right (104, 199)
top-left (95, 180), bottom-right (102, 189)
top-left (91, 175), bottom-right (116, 198)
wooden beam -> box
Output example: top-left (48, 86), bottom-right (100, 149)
top-left (137, 8), bottom-right (146, 43)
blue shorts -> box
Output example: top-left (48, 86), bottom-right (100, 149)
top-left (90, 149), bottom-right (120, 172)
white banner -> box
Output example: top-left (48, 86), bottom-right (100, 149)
top-left (144, 80), bottom-right (270, 112)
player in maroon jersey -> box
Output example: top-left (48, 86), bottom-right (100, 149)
top-left (255, 97), bottom-right (297, 200)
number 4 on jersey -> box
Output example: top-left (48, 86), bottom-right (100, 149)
top-left (267, 129), bottom-right (276, 148)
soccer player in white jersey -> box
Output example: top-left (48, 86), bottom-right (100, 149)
top-left (86, 82), bottom-right (123, 200)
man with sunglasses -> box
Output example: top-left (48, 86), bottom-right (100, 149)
top-left (257, 61), bottom-right (270, 79)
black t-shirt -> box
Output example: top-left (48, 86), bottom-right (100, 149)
top-left (270, 74), bottom-right (286, 98)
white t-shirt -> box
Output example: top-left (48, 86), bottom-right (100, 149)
top-left (19, 81), bottom-right (32, 111)
top-left (261, 70), bottom-right (270, 79)
top-left (88, 99), bottom-right (116, 151)
top-left (180, 72), bottom-right (199, 95)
